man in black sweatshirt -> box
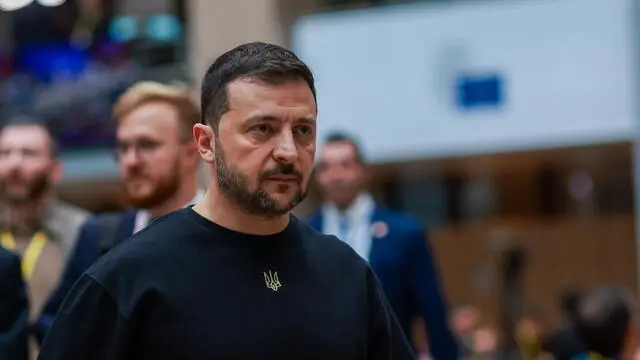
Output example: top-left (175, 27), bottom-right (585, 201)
top-left (37, 42), bottom-right (415, 360)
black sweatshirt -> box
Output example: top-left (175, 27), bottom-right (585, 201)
top-left (38, 208), bottom-right (416, 360)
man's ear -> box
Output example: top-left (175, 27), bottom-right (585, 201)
top-left (193, 123), bottom-right (215, 164)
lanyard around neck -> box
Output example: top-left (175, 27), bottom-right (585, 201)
top-left (1, 231), bottom-right (48, 281)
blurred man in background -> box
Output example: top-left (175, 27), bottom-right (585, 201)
top-left (542, 290), bottom-right (586, 360)
top-left (0, 119), bottom-right (88, 358)
top-left (514, 311), bottom-right (548, 360)
top-left (470, 326), bottom-right (502, 360)
top-left (37, 81), bottom-right (203, 341)
top-left (309, 132), bottom-right (458, 359)
top-left (572, 285), bottom-right (638, 360)
top-left (452, 305), bottom-right (481, 357)
top-left (0, 246), bottom-right (29, 360)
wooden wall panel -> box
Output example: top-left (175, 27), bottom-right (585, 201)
top-left (430, 216), bottom-right (637, 328)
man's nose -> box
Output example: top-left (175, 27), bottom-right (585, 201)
top-left (119, 148), bottom-right (142, 168)
top-left (273, 131), bottom-right (299, 164)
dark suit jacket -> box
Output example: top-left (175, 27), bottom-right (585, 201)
top-left (35, 210), bottom-right (136, 343)
top-left (0, 247), bottom-right (29, 360)
top-left (308, 205), bottom-right (458, 359)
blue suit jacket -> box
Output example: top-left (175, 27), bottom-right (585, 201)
top-left (35, 210), bottom-right (137, 343)
top-left (0, 247), bottom-right (29, 360)
top-left (308, 206), bottom-right (458, 359)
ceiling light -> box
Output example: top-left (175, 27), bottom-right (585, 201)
top-left (37, 0), bottom-right (65, 7)
top-left (0, 0), bottom-right (33, 11)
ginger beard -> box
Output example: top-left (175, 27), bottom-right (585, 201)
top-left (214, 137), bottom-right (306, 218)
top-left (123, 156), bottom-right (181, 209)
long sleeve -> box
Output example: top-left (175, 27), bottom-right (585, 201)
top-left (366, 267), bottom-right (416, 360)
top-left (0, 250), bottom-right (29, 360)
top-left (37, 274), bottom-right (132, 360)
top-left (36, 218), bottom-right (101, 343)
top-left (407, 228), bottom-right (458, 359)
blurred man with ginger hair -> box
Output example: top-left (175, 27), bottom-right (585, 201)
top-left (37, 81), bottom-right (203, 341)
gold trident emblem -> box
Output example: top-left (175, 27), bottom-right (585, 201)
top-left (263, 270), bottom-right (282, 292)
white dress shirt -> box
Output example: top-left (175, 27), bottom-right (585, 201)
top-left (133, 189), bottom-right (205, 234)
top-left (321, 193), bottom-right (375, 261)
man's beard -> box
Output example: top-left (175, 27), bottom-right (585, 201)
top-left (215, 138), bottom-right (306, 218)
top-left (124, 158), bottom-right (181, 209)
top-left (0, 171), bottom-right (51, 205)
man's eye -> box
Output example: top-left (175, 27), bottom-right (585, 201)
top-left (138, 140), bottom-right (161, 150)
top-left (295, 125), bottom-right (313, 136)
top-left (251, 124), bottom-right (272, 134)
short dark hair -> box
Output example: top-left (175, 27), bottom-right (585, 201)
top-left (323, 131), bottom-right (365, 164)
top-left (200, 42), bottom-right (316, 130)
top-left (574, 285), bottom-right (636, 357)
top-left (1, 115), bottom-right (59, 157)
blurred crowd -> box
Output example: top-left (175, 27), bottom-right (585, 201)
top-left (449, 289), bottom-right (640, 360)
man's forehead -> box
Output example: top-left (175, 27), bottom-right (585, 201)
top-left (118, 106), bottom-right (180, 136)
top-left (116, 125), bottom-right (166, 143)
top-left (0, 125), bottom-right (50, 145)
top-left (227, 78), bottom-right (316, 109)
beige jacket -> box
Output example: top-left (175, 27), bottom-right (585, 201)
top-left (41, 200), bottom-right (90, 263)
top-left (0, 200), bottom-right (89, 360)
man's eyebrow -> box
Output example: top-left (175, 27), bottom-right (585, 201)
top-left (295, 117), bottom-right (316, 125)
top-left (244, 116), bottom-right (316, 124)
top-left (245, 116), bottom-right (280, 124)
